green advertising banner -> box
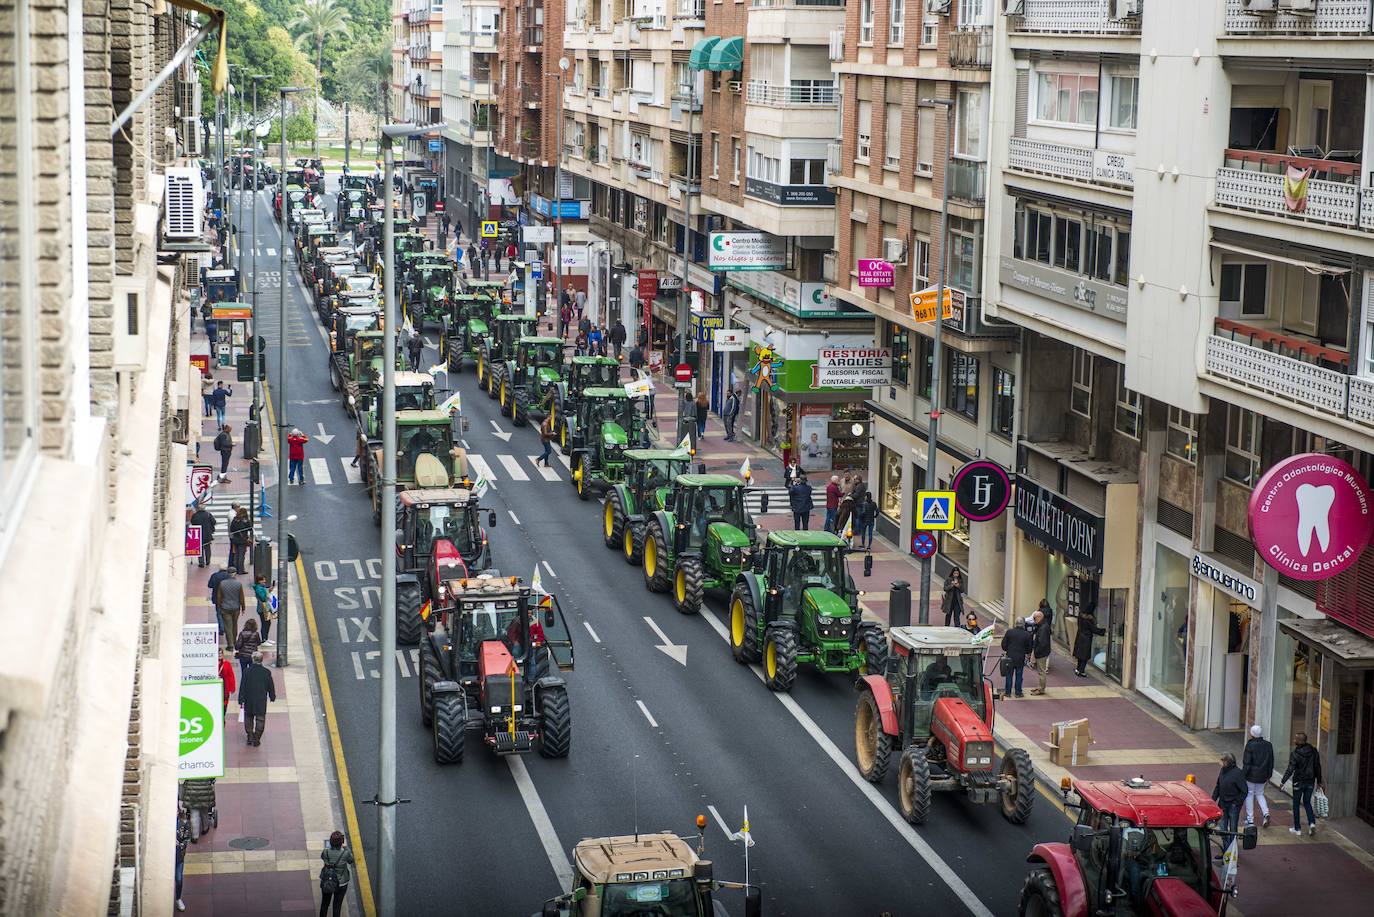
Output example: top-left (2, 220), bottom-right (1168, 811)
top-left (179, 680), bottom-right (225, 780)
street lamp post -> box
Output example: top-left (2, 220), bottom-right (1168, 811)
top-left (555, 56), bottom-right (569, 337)
top-left (675, 73), bottom-right (699, 444)
top-left (247, 73), bottom-right (265, 542)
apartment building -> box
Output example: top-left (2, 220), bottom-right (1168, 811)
top-left (984, 0), bottom-right (1374, 823)
top-left (442, 0), bottom-right (505, 234)
top-left (394, 0), bottom-right (446, 172)
top-left (1, 0), bottom-right (199, 909)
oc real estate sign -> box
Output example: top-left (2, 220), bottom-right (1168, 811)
top-left (707, 232), bottom-right (787, 272)
top-left (813, 347), bottom-right (892, 388)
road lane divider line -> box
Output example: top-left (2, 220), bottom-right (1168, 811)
top-left (309, 457), bottom-right (333, 485)
top-left (498, 454), bottom-right (529, 481)
top-left (508, 509), bottom-right (521, 525)
top-left (541, 560), bottom-right (556, 579)
top-left (582, 621), bottom-right (601, 643)
top-left (507, 756), bottom-right (574, 890)
top-left (636, 700), bottom-right (659, 729)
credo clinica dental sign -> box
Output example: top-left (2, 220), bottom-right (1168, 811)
top-left (1247, 453), bottom-right (1374, 581)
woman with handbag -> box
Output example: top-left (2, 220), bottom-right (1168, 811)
top-left (234, 618), bottom-right (262, 686)
top-left (319, 831), bottom-right (355, 917)
top-left (254, 575), bottom-right (275, 646)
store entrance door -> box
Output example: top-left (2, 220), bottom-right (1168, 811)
top-left (1202, 591), bottom-right (1252, 730)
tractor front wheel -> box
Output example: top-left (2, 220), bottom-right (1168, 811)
top-left (513, 386), bottom-right (530, 427)
top-left (475, 353), bottom-right (487, 390)
top-left (431, 692), bottom-right (465, 765)
top-left (538, 685), bottom-right (572, 759)
top-left (898, 745), bottom-right (932, 825)
top-left (499, 374), bottom-right (513, 417)
top-left (573, 455), bottom-right (590, 501)
top-left (558, 420), bottom-right (570, 454)
top-left (642, 520), bottom-right (670, 592)
top-left (859, 623), bottom-right (888, 675)
top-left (1018, 868), bottom-right (1065, 917)
top-left (396, 581), bottom-right (423, 647)
top-left (623, 521), bottom-right (645, 566)
top-left (763, 626), bottom-right (798, 692)
top-left (418, 641), bottom-right (437, 727)
top-left (673, 557), bottom-right (705, 615)
top-left (855, 691), bottom-right (893, 783)
top-left (1000, 747), bottom-right (1035, 824)
top-left (486, 363), bottom-right (500, 400)
top-left (603, 493), bottom-right (625, 549)
top-left (729, 584), bottom-right (762, 664)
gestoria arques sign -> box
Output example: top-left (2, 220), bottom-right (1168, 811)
top-left (707, 232), bottom-right (787, 271)
top-left (813, 347), bottom-right (892, 388)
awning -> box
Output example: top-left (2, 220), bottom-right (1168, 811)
top-left (688, 37), bottom-right (721, 71)
top-left (1210, 240), bottom-right (1350, 276)
top-left (1279, 616), bottom-right (1374, 668)
top-left (707, 36), bottom-right (744, 72)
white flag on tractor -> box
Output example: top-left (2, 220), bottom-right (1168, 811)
top-left (739, 456), bottom-right (751, 482)
top-left (677, 433), bottom-right (692, 453)
top-left (531, 564), bottom-right (545, 597)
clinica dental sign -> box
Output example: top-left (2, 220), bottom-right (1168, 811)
top-left (1247, 453), bottom-right (1374, 581)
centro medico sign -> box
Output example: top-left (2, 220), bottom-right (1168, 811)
top-left (707, 232), bottom-right (787, 272)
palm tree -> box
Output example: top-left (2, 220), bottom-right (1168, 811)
top-left (290, 0), bottom-right (351, 154)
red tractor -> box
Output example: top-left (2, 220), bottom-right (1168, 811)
top-left (854, 625), bottom-right (1035, 824)
top-left (1020, 777), bottom-right (1257, 916)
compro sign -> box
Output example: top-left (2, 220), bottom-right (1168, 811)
top-left (707, 232), bottom-right (787, 272)
top-left (179, 680), bottom-right (225, 779)
top-left (1247, 453), bottom-right (1374, 580)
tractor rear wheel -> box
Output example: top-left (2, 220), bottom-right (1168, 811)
top-left (431, 692), bottom-right (465, 765)
top-left (329, 361), bottom-right (341, 391)
top-left (499, 373), bottom-right (513, 417)
top-left (486, 363), bottom-right (500, 400)
top-left (763, 626), bottom-right (798, 692)
top-left (855, 691), bottom-right (893, 783)
top-left (396, 580), bottom-right (423, 647)
top-left (603, 493), bottom-right (625, 549)
top-left (538, 685), bottom-right (572, 759)
top-left (573, 455), bottom-right (590, 501)
top-left (642, 520), bottom-right (670, 592)
top-left (729, 584), bottom-right (762, 664)
top-left (418, 641), bottom-right (437, 727)
top-left (672, 557), bottom-right (704, 615)
top-left (558, 420), bottom-right (570, 454)
top-left (1000, 747), bottom-right (1035, 824)
top-left (623, 521), bottom-right (645, 566)
top-left (1018, 868), bottom-right (1065, 917)
top-left (513, 386), bottom-right (530, 427)
top-left (475, 352), bottom-right (488, 390)
top-left (859, 623), bottom-right (888, 675)
top-left (898, 746), bottom-right (932, 825)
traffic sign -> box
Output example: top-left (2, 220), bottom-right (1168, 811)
top-left (480, 220), bottom-right (499, 238)
top-left (910, 531), bottom-right (938, 560)
top-left (674, 363), bottom-right (693, 383)
top-left (953, 460), bottom-right (1012, 522)
top-left (909, 287), bottom-right (954, 324)
top-left (915, 490), bottom-right (956, 531)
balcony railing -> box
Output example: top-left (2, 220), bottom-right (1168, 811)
top-left (745, 80), bottom-right (838, 107)
top-left (1007, 136), bottom-right (1135, 189)
top-left (751, 0), bottom-right (846, 6)
top-left (522, 83), bottom-right (543, 106)
top-left (1013, 0), bottom-right (1142, 34)
top-left (949, 27), bottom-right (992, 69)
top-left (677, 0), bottom-right (707, 17)
top-left (947, 159), bottom-right (987, 203)
top-left (521, 139), bottom-right (540, 160)
top-left (1223, 0), bottom-right (1374, 36)
top-left (525, 27), bottom-right (544, 46)
top-left (1215, 149), bottom-right (1362, 229)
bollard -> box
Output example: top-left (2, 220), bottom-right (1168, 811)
top-left (889, 580), bottom-right (911, 630)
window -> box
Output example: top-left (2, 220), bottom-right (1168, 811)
top-left (884, 103), bottom-right (901, 169)
top-left (1220, 263), bottom-right (1268, 318)
top-left (1114, 366), bottom-right (1140, 439)
top-left (1108, 74), bottom-right (1138, 131)
top-left (857, 101), bottom-right (872, 163)
top-left (1053, 214), bottom-right (1081, 273)
top-left (1034, 71), bottom-right (1099, 127)
top-left (1166, 408), bottom-right (1197, 463)
top-left (916, 104), bottom-right (934, 174)
top-left (949, 230), bottom-right (977, 293)
top-left (946, 352), bottom-right (980, 421)
top-left (860, 0), bottom-right (874, 43)
top-left (748, 147), bottom-right (782, 183)
top-left (1071, 348), bottom-right (1093, 417)
top-left (789, 158), bottom-right (825, 185)
top-left (918, 335), bottom-right (935, 400)
top-left (921, 6), bottom-right (938, 45)
top-left (956, 89), bottom-right (985, 159)
top-left (732, 138), bottom-right (741, 182)
top-left (1225, 405), bottom-right (1261, 486)
top-left (886, 321), bottom-right (911, 385)
top-left (879, 445), bottom-right (903, 522)
top-left (911, 238), bottom-right (931, 289)
top-left (711, 135), bottom-right (720, 176)
top-left (889, 0), bottom-right (905, 44)
top-left (992, 367), bottom-right (1015, 440)
top-left (1016, 203), bottom-right (1131, 287)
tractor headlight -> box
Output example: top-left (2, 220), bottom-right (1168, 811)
top-left (719, 546), bottom-right (738, 561)
top-left (965, 741), bottom-right (994, 768)
top-left (489, 705), bottom-right (501, 715)
top-left (512, 704), bottom-right (522, 713)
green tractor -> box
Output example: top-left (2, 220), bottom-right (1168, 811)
top-left (727, 531), bottom-right (886, 692)
top-left (602, 448), bottom-right (694, 563)
top-left (443, 293), bottom-right (499, 374)
top-left (495, 336), bottom-right (565, 426)
top-left (355, 371), bottom-right (437, 439)
top-left (361, 409), bottom-right (466, 524)
top-left (387, 232), bottom-right (429, 290)
top-left (641, 474), bottom-right (760, 615)
top-left (334, 328), bottom-right (402, 417)
top-left (403, 262), bottom-right (456, 330)
top-left (477, 313), bottom-right (538, 397)
top-left (546, 355), bottom-right (622, 443)
top-left (337, 186), bottom-right (368, 231)
top-left (565, 388), bottom-right (658, 500)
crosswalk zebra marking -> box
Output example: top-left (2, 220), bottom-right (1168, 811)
top-left (341, 459), bottom-right (363, 485)
top-left (529, 457), bottom-right (560, 481)
top-left (309, 457), bottom-right (332, 486)
top-left (498, 454), bottom-right (529, 481)
top-left (467, 454), bottom-right (496, 486)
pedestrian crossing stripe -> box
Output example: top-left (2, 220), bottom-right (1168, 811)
top-left (916, 490), bottom-right (956, 531)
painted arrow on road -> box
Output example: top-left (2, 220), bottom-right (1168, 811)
top-left (643, 616), bottom-right (687, 666)
top-left (313, 422), bottom-right (335, 445)
top-left (490, 419), bottom-right (512, 442)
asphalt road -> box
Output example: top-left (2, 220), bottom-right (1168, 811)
top-left (241, 179), bottom-right (1071, 917)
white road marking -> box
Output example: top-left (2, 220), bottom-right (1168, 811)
top-left (635, 700), bottom-right (659, 729)
top-left (643, 616), bottom-right (688, 666)
top-left (508, 509), bottom-right (521, 525)
top-left (309, 457), bottom-right (332, 485)
top-left (467, 454), bottom-right (496, 484)
top-left (695, 608), bottom-right (995, 917)
top-left (582, 621), bottom-right (601, 644)
top-left (341, 459), bottom-right (362, 485)
top-left (555, 452), bottom-right (571, 471)
top-left (266, 246), bottom-right (276, 256)
top-left (707, 805), bottom-right (740, 842)
top-left (498, 454), bottom-right (529, 481)
top-left (529, 456), bottom-right (561, 481)
top-left (541, 561), bottom-right (556, 580)
top-left (507, 757), bottom-right (573, 890)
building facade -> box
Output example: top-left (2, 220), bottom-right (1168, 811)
top-left (394, 0), bottom-right (446, 173)
top-left (442, 0), bottom-right (504, 234)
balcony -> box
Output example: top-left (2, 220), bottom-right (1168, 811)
top-left (521, 139), bottom-right (540, 160)
top-left (744, 178), bottom-right (836, 206)
top-left (525, 27), bottom-right (544, 48)
top-left (1007, 136), bottom-right (1134, 189)
top-left (1223, 0), bottom-right (1374, 37)
top-left (522, 83), bottom-right (543, 108)
top-left (677, 0), bottom-right (707, 19)
top-left (1012, 0), bottom-right (1142, 34)
top-left (947, 159), bottom-right (987, 203)
top-left (948, 27), bottom-right (992, 69)
top-left (745, 80), bottom-right (838, 107)
top-left (751, 0), bottom-right (846, 5)
top-left (1215, 149), bottom-right (1364, 230)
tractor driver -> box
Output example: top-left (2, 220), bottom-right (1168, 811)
top-left (922, 656), bottom-right (955, 696)
top-left (407, 426), bottom-right (439, 470)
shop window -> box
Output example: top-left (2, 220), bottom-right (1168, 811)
top-left (1149, 544), bottom-right (1191, 706)
top-left (1270, 608), bottom-right (1322, 782)
top-left (992, 367), bottom-right (1015, 440)
top-left (918, 335), bottom-right (934, 400)
top-left (1225, 405), bottom-right (1261, 487)
top-left (1114, 365), bottom-right (1140, 440)
top-left (942, 489), bottom-right (971, 570)
top-left (1071, 348), bottom-right (1093, 418)
top-left (946, 351), bottom-right (980, 421)
top-left (886, 322), bottom-right (911, 386)
top-left (879, 444), bottom-right (903, 523)
top-left (1166, 408), bottom-right (1197, 463)
top-left (1220, 263), bottom-right (1268, 319)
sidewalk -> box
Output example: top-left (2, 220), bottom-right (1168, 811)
top-left (182, 330), bottom-right (356, 914)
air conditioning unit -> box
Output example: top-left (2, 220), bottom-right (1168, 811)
top-left (1111, 0), bottom-right (1142, 18)
top-left (927, 0), bottom-right (953, 15)
top-left (163, 167), bottom-right (204, 241)
top-left (882, 237), bottom-right (907, 264)
top-left (728, 80), bottom-right (742, 93)
top-left (113, 275), bottom-right (149, 372)
top-left (1002, 0), bottom-right (1024, 13)
top-left (1278, 0), bottom-right (1316, 11)
top-left (1240, 0), bottom-right (1277, 14)
top-left (829, 28), bottom-right (844, 62)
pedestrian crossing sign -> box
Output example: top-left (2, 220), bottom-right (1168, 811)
top-left (916, 491), bottom-right (956, 531)
top-left (481, 220), bottom-right (499, 238)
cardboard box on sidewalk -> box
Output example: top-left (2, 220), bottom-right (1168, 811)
top-left (1048, 718), bottom-right (1094, 767)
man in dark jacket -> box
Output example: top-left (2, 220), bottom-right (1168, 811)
top-left (1212, 753), bottom-right (1248, 853)
top-left (1280, 733), bottom-right (1325, 835)
top-left (207, 565), bottom-right (233, 641)
top-left (238, 651), bottom-right (276, 746)
top-left (788, 476), bottom-right (814, 530)
top-left (216, 569), bottom-right (245, 651)
top-left (823, 475), bottom-right (841, 532)
top-left (628, 344), bottom-right (645, 370)
top-left (1000, 621), bottom-right (1033, 699)
top-left (1242, 724), bottom-right (1274, 828)
top-left (609, 320), bottom-right (627, 360)
top-left (190, 504), bottom-right (217, 567)
top-left (722, 388), bottom-right (740, 442)
top-left (1029, 609), bottom-right (1053, 695)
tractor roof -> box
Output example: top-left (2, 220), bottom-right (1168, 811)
top-left (393, 371), bottom-right (434, 387)
top-left (769, 530), bottom-right (846, 549)
top-left (356, 329), bottom-right (385, 338)
top-left (572, 833), bottom-right (696, 885)
top-left (625, 448), bottom-right (690, 461)
top-left (583, 387), bottom-right (629, 399)
top-left (399, 487), bottom-right (472, 507)
top-left (890, 625), bottom-right (986, 653)
top-left (495, 313), bottom-right (536, 322)
top-left (1072, 778), bottom-right (1223, 828)
top-left (572, 355), bottom-right (620, 365)
top-left (442, 573), bottom-right (527, 601)
top-left (337, 303), bottom-right (379, 315)
top-left (521, 336), bottom-right (565, 346)
top-left (676, 473), bottom-right (743, 488)
top-left (396, 409), bottom-right (451, 424)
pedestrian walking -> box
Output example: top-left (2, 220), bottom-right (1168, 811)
top-left (287, 427), bottom-right (309, 484)
top-left (578, 315), bottom-right (592, 341)
top-left (254, 575), bottom-right (275, 645)
top-left (1000, 618), bottom-right (1032, 699)
top-left (210, 380), bottom-right (233, 428)
top-left (208, 564), bottom-right (232, 640)
top-left (190, 503), bottom-right (217, 567)
top-left (1029, 608), bottom-right (1052, 695)
top-left (181, 774), bottom-right (217, 842)
top-left (505, 240), bottom-right (517, 269)
top-left (722, 387), bottom-right (740, 442)
top-left (836, 475), bottom-right (863, 538)
top-left (228, 505), bottom-right (252, 573)
top-left (200, 297), bottom-right (214, 333)
top-left (1072, 609), bottom-right (1104, 676)
top-left (407, 327), bottom-right (425, 371)
top-left (1243, 724), bottom-right (1274, 829)
top-left (610, 319), bottom-right (627, 360)
top-left (854, 491), bottom-right (878, 550)
top-left (788, 474), bottom-right (813, 530)
top-left (941, 569), bottom-right (965, 627)
top-left (238, 652), bottom-right (276, 746)
top-left (537, 413), bottom-right (555, 466)
top-left (575, 287), bottom-right (588, 323)
top-left (175, 803), bottom-right (191, 912)
top-left (1212, 753), bottom-right (1248, 854)
top-left (216, 568), bottom-right (245, 650)
top-left (213, 424), bottom-right (234, 480)
top-left (234, 617), bottom-right (263, 686)
top-left (823, 475), bottom-right (841, 532)
top-left (217, 646), bottom-right (236, 716)
top-left (628, 344), bottom-right (645, 370)
top-left (637, 323), bottom-right (650, 350)
top-left (1280, 732), bottom-right (1325, 836)
top-left (200, 369), bottom-right (215, 417)
top-left (318, 831), bottom-right (356, 917)
top-left (694, 391), bottom-right (709, 441)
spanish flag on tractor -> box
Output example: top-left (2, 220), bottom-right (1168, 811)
top-left (419, 599), bottom-right (432, 622)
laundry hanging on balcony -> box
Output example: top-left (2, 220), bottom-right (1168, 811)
top-left (1283, 165), bottom-right (1312, 213)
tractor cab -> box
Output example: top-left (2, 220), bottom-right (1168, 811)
top-left (760, 532), bottom-right (857, 612)
top-left (889, 626), bottom-right (992, 737)
top-left (356, 371), bottom-right (436, 437)
top-left (330, 305), bottom-right (380, 355)
top-left (391, 232), bottom-right (428, 274)
top-left (338, 187), bottom-right (368, 228)
top-left (405, 263), bottom-right (456, 327)
top-left (516, 337), bottom-right (565, 376)
top-left (667, 475), bottom-right (753, 552)
top-left (567, 355), bottom-right (622, 400)
top-left (575, 388), bottom-right (653, 450)
top-left (310, 247), bottom-right (353, 289)
top-left (627, 449), bottom-right (692, 509)
top-left (395, 412), bottom-right (458, 485)
top-left (492, 313), bottom-right (539, 355)
top-left (399, 487), bottom-right (497, 597)
top-left (291, 206), bottom-right (324, 234)
top-left (281, 184), bottom-right (309, 220)
top-left (339, 271), bottom-right (379, 296)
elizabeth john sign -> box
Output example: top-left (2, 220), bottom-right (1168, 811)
top-left (1247, 453), bottom-right (1374, 581)
top-left (179, 680), bottom-right (225, 779)
top-left (1014, 478), bottom-right (1105, 573)
top-left (707, 232), bottom-right (787, 272)
top-left (812, 347), bottom-right (891, 388)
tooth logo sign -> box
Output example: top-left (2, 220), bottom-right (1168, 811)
top-left (1248, 453), bottom-right (1374, 581)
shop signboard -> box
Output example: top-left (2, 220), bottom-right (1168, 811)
top-left (857, 259), bottom-right (895, 288)
top-left (190, 354), bottom-right (210, 375)
top-left (689, 311), bottom-right (725, 343)
top-left (1247, 453), bottom-right (1374, 581)
top-left (1092, 150), bottom-right (1135, 187)
top-left (812, 347), bottom-right (892, 388)
top-left (952, 460), bottom-right (1012, 522)
top-left (999, 256), bottom-right (1127, 323)
top-left (179, 680), bottom-right (225, 779)
top-left (522, 225), bottom-right (554, 245)
top-left (1190, 552), bottom-right (1259, 605)
top-left (185, 524), bottom-right (202, 558)
top-left (910, 287), bottom-right (955, 323)
top-left (187, 464), bottom-right (214, 505)
top-left (658, 274), bottom-right (683, 292)
top-left (1014, 478), bottom-right (1105, 573)
top-left (181, 624), bottom-right (220, 681)
top-left (638, 270), bottom-right (659, 300)
top-left (727, 272), bottom-right (862, 319)
top-left (713, 329), bottom-right (747, 352)
top-left (707, 232), bottom-right (787, 271)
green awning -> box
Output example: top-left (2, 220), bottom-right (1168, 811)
top-left (688, 36), bottom-right (721, 71)
top-left (707, 36), bottom-right (744, 72)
